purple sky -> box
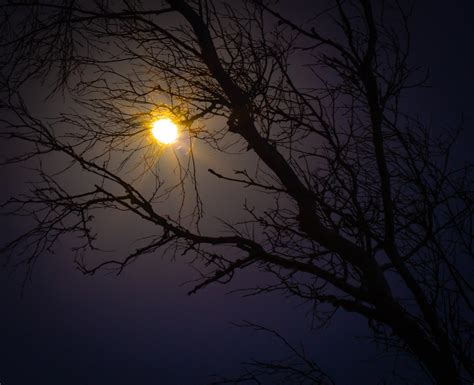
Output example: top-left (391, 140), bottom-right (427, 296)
top-left (1, 1), bottom-right (473, 384)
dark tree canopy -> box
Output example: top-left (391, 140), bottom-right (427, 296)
top-left (0, 1), bottom-right (472, 384)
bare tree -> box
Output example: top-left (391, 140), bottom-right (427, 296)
top-left (0, 1), bottom-right (472, 384)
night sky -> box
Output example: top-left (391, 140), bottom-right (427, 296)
top-left (1, 1), bottom-right (473, 384)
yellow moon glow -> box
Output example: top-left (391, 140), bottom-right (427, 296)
top-left (151, 118), bottom-right (178, 144)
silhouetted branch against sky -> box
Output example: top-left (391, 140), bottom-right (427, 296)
top-left (0, 0), bottom-right (472, 384)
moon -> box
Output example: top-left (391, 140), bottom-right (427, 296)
top-left (151, 118), bottom-right (178, 144)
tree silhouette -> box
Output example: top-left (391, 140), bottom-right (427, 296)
top-left (0, 1), bottom-right (472, 384)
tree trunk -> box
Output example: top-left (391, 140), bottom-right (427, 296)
top-left (379, 300), bottom-right (460, 385)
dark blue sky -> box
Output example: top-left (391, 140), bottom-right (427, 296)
top-left (1, 1), bottom-right (473, 384)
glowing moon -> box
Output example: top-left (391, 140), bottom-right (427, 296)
top-left (151, 118), bottom-right (178, 144)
